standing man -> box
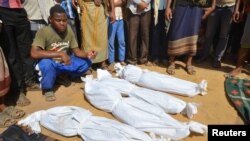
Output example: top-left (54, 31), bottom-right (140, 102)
top-left (0, 0), bottom-right (38, 106)
top-left (126, 0), bottom-right (152, 66)
top-left (72, 0), bottom-right (115, 69)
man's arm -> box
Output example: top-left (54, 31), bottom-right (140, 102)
top-left (31, 46), bottom-right (71, 65)
top-left (165, 0), bottom-right (173, 22)
top-left (71, 48), bottom-right (97, 59)
top-left (109, 0), bottom-right (116, 23)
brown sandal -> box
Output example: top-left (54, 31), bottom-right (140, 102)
top-left (186, 66), bottom-right (196, 75)
top-left (3, 106), bottom-right (25, 119)
top-left (167, 65), bottom-right (175, 75)
top-left (0, 112), bottom-right (17, 128)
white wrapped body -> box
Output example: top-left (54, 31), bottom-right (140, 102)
top-left (85, 80), bottom-right (207, 141)
top-left (18, 106), bottom-right (152, 141)
top-left (96, 69), bottom-right (197, 117)
top-left (115, 64), bottom-right (207, 97)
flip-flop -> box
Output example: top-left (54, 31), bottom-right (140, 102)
top-left (3, 106), bottom-right (25, 119)
top-left (44, 91), bottom-right (56, 102)
top-left (0, 112), bottom-right (17, 128)
top-left (167, 64), bottom-right (175, 75)
top-left (16, 93), bottom-right (31, 107)
top-left (186, 66), bottom-right (196, 75)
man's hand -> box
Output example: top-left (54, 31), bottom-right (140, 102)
top-left (137, 2), bottom-right (148, 12)
top-left (94, 0), bottom-right (102, 6)
top-left (72, 0), bottom-right (78, 9)
top-left (110, 10), bottom-right (116, 23)
top-left (60, 52), bottom-right (71, 65)
top-left (165, 8), bottom-right (172, 22)
top-left (202, 7), bottom-right (215, 20)
top-left (87, 50), bottom-right (97, 59)
top-left (232, 11), bottom-right (243, 22)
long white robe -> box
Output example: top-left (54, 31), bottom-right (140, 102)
top-left (115, 63), bottom-right (208, 97)
top-left (84, 79), bottom-right (207, 141)
top-left (18, 106), bottom-right (152, 141)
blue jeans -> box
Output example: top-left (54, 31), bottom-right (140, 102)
top-left (36, 55), bottom-right (91, 90)
top-left (201, 6), bottom-right (234, 61)
top-left (108, 18), bottom-right (126, 64)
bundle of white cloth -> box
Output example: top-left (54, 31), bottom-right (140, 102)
top-left (95, 69), bottom-right (198, 118)
top-left (115, 63), bottom-right (208, 97)
top-left (18, 106), bottom-right (152, 141)
top-left (84, 78), bottom-right (207, 141)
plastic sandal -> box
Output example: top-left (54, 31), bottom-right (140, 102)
top-left (0, 112), bottom-right (17, 128)
top-left (186, 66), bottom-right (196, 75)
top-left (3, 106), bottom-right (25, 119)
top-left (44, 91), bottom-right (56, 102)
top-left (167, 65), bottom-right (175, 75)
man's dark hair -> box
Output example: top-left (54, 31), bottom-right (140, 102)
top-left (50, 5), bottom-right (66, 16)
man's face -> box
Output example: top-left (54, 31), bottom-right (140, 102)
top-left (49, 13), bottom-right (68, 34)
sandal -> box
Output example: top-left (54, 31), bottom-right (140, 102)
top-left (3, 106), bottom-right (25, 119)
top-left (186, 66), bottom-right (196, 75)
top-left (44, 91), bottom-right (56, 102)
top-left (167, 64), bottom-right (175, 75)
top-left (16, 93), bottom-right (31, 107)
top-left (0, 112), bottom-right (17, 128)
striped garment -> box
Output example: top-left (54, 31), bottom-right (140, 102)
top-left (0, 0), bottom-right (22, 8)
top-left (167, 5), bottom-right (203, 56)
top-left (0, 47), bottom-right (11, 96)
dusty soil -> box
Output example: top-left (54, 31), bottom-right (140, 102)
top-left (1, 58), bottom-right (249, 141)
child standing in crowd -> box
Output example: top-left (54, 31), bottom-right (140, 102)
top-left (108, 0), bottom-right (126, 66)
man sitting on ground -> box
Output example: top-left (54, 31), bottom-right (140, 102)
top-left (31, 5), bottom-right (96, 101)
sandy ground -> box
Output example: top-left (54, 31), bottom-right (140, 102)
top-left (1, 58), bottom-right (249, 141)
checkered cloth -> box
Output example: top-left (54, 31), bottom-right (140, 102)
top-left (225, 77), bottom-right (250, 124)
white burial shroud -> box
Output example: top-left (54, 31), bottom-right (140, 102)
top-left (18, 106), bottom-right (152, 141)
top-left (84, 79), bottom-right (208, 141)
top-left (95, 69), bottom-right (198, 118)
top-left (115, 63), bottom-right (208, 97)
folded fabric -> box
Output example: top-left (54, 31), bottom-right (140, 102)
top-left (84, 79), bottom-right (207, 141)
top-left (18, 106), bottom-right (151, 141)
top-left (0, 124), bottom-right (59, 141)
top-left (115, 63), bottom-right (207, 97)
top-left (94, 69), bottom-right (198, 118)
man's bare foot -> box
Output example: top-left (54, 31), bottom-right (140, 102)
top-left (225, 67), bottom-right (242, 77)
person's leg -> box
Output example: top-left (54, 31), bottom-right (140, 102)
top-left (116, 20), bottom-right (126, 63)
top-left (108, 17), bottom-right (118, 64)
top-left (167, 56), bottom-right (176, 75)
top-left (36, 59), bottom-right (57, 91)
top-left (56, 55), bottom-right (92, 76)
top-left (127, 11), bottom-right (140, 65)
top-left (151, 10), bottom-right (161, 63)
top-left (228, 48), bottom-right (250, 76)
top-left (186, 55), bottom-right (196, 75)
top-left (197, 9), bottom-right (220, 62)
top-left (16, 19), bottom-right (39, 89)
top-left (36, 59), bottom-right (57, 101)
top-left (139, 10), bottom-right (151, 64)
top-left (213, 6), bottom-right (234, 67)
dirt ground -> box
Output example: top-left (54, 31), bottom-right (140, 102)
top-left (1, 58), bottom-right (249, 141)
